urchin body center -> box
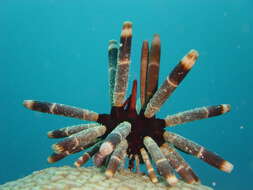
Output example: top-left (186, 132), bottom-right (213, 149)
top-left (98, 94), bottom-right (166, 157)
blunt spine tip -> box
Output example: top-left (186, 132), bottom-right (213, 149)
top-left (74, 161), bottom-right (81, 167)
top-left (221, 161), bottom-right (234, 173)
top-left (222, 104), bottom-right (231, 113)
top-left (167, 175), bottom-right (178, 186)
top-left (189, 49), bottom-right (199, 60)
top-left (47, 156), bottom-right (54, 163)
top-left (52, 144), bottom-right (63, 153)
top-left (23, 100), bottom-right (34, 109)
top-left (108, 40), bottom-right (118, 50)
top-left (47, 131), bottom-right (54, 138)
top-left (123, 21), bottom-right (132, 28)
top-left (105, 170), bottom-right (113, 178)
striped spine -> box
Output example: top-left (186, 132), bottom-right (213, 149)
top-left (144, 136), bottom-right (178, 186)
top-left (160, 143), bottom-right (199, 184)
top-left (165, 104), bottom-right (231, 127)
top-left (145, 35), bottom-right (161, 105)
top-left (163, 131), bottom-right (233, 173)
top-left (52, 125), bottom-right (106, 153)
top-left (140, 40), bottom-right (149, 108)
top-left (74, 141), bottom-right (102, 167)
top-left (23, 100), bottom-right (99, 121)
top-left (140, 148), bottom-right (158, 183)
top-left (105, 139), bottom-right (128, 178)
top-left (94, 122), bottom-right (131, 166)
top-left (47, 141), bottom-right (96, 163)
top-left (144, 50), bottom-right (199, 118)
top-left (113, 22), bottom-right (132, 107)
top-left (108, 40), bottom-right (118, 106)
top-left (48, 123), bottom-right (99, 138)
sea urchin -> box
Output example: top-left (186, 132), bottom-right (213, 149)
top-left (23, 21), bottom-right (233, 186)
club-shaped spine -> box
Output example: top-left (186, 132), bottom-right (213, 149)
top-left (105, 139), bottom-right (128, 178)
top-left (113, 22), bottom-right (132, 107)
top-left (23, 100), bottom-right (99, 121)
top-left (52, 125), bottom-right (106, 153)
top-left (160, 143), bottom-right (199, 184)
top-left (165, 104), bottom-right (231, 127)
top-left (94, 121), bottom-right (131, 166)
top-left (144, 136), bottom-right (178, 186)
top-left (48, 123), bottom-right (99, 138)
top-left (163, 131), bottom-right (233, 173)
top-left (144, 50), bottom-right (199, 118)
top-left (108, 40), bottom-right (118, 106)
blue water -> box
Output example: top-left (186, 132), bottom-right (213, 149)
top-left (0, 1), bottom-right (252, 190)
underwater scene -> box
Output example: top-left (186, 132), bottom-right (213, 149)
top-left (0, 0), bottom-right (252, 190)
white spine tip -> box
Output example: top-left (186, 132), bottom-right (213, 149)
top-left (74, 162), bottom-right (80, 168)
top-left (100, 142), bottom-right (114, 156)
top-left (123, 21), bottom-right (132, 27)
top-left (47, 157), bottom-right (54, 163)
top-left (189, 49), bottom-right (199, 59)
top-left (151, 177), bottom-right (158, 183)
top-left (108, 40), bottom-right (118, 49)
top-left (23, 100), bottom-right (34, 109)
top-left (181, 49), bottom-right (199, 70)
top-left (52, 144), bottom-right (63, 153)
top-left (122, 121), bottom-right (131, 128)
top-left (221, 161), bottom-right (234, 173)
top-left (47, 131), bottom-right (54, 138)
top-left (167, 175), bottom-right (178, 186)
top-left (105, 170), bottom-right (113, 178)
top-left (222, 104), bottom-right (231, 113)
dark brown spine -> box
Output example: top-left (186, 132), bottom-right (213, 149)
top-left (94, 122), bottom-right (131, 167)
top-left (140, 148), bottom-right (158, 183)
top-left (48, 146), bottom-right (84, 163)
top-left (23, 100), bottom-right (99, 121)
top-left (105, 139), bottom-right (128, 178)
top-left (108, 40), bottom-right (119, 106)
top-left (75, 141), bottom-right (102, 167)
top-left (140, 40), bottom-right (149, 108)
top-left (145, 35), bottom-right (161, 104)
top-left (144, 136), bottom-right (178, 186)
top-left (113, 22), bottom-right (132, 106)
top-left (165, 104), bottom-right (231, 127)
top-left (52, 125), bottom-right (106, 153)
top-left (144, 50), bottom-right (198, 118)
top-left (161, 143), bottom-right (199, 184)
top-left (163, 131), bottom-right (233, 173)
top-left (48, 123), bottom-right (98, 138)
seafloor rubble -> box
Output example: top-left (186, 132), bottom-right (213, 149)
top-left (0, 166), bottom-right (213, 190)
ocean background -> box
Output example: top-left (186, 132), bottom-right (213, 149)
top-left (0, 0), bottom-right (252, 190)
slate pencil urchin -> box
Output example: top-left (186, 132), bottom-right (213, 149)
top-left (23, 21), bottom-right (233, 186)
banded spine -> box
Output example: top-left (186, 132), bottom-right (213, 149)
top-left (160, 143), bottom-right (199, 184)
top-left (140, 40), bottom-right (149, 108)
top-left (52, 125), bottom-right (106, 153)
top-left (108, 40), bottom-right (119, 106)
top-left (140, 148), bottom-right (158, 183)
top-left (105, 139), bottom-right (128, 178)
top-left (144, 136), bottom-right (178, 186)
top-left (165, 104), bottom-right (231, 127)
top-left (145, 35), bottom-right (161, 105)
top-left (113, 22), bottom-right (132, 107)
top-left (163, 131), bottom-right (233, 173)
top-left (144, 50), bottom-right (199, 118)
top-left (75, 141), bottom-right (102, 167)
top-left (94, 122), bottom-right (131, 166)
top-left (48, 123), bottom-right (99, 138)
top-left (23, 100), bottom-right (99, 121)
